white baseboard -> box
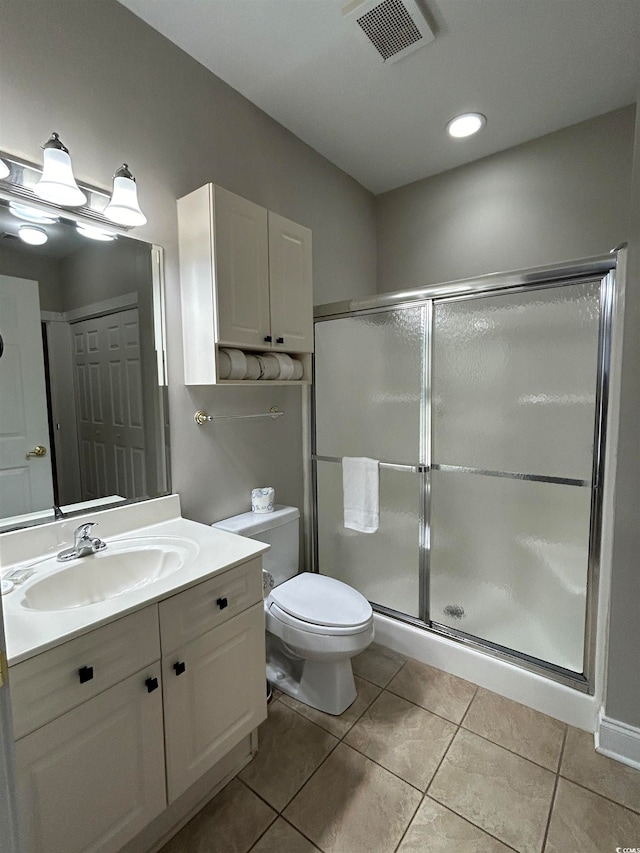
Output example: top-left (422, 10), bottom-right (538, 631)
top-left (596, 711), bottom-right (640, 770)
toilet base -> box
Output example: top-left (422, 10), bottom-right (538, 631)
top-left (267, 655), bottom-right (357, 716)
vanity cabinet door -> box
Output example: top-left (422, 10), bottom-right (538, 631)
top-left (268, 211), bottom-right (313, 353)
top-left (162, 602), bottom-right (266, 803)
top-left (15, 665), bottom-right (165, 853)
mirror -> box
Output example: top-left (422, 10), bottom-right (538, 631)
top-left (0, 197), bottom-right (170, 531)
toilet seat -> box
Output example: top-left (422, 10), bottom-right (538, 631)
top-left (268, 573), bottom-right (372, 632)
top-left (267, 601), bottom-right (373, 636)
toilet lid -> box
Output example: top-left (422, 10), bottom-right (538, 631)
top-left (269, 573), bottom-right (372, 628)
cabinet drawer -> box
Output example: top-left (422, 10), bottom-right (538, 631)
top-left (11, 605), bottom-right (160, 739)
top-left (159, 558), bottom-right (263, 653)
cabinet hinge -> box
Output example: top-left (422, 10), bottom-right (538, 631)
top-left (0, 649), bottom-right (8, 688)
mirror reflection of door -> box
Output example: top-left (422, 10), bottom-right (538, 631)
top-left (72, 308), bottom-right (147, 501)
top-left (0, 274), bottom-right (54, 516)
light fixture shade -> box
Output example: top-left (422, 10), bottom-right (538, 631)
top-left (103, 164), bottom-right (147, 226)
top-left (34, 133), bottom-right (87, 207)
top-left (9, 202), bottom-right (59, 224)
top-left (19, 225), bottom-right (48, 245)
top-left (76, 223), bottom-right (116, 242)
top-left (0, 158), bottom-right (9, 179)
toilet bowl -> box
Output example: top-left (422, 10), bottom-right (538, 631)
top-left (212, 506), bottom-right (374, 715)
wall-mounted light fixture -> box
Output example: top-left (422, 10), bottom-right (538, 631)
top-left (103, 164), bottom-right (147, 227)
top-left (34, 133), bottom-right (87, 207)
top-left (18, 225), bottom-right (48, 245)
top-left (0, 132), bottom-right (147, 232)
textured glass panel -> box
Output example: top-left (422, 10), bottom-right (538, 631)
top-left (432, 281), bottom-right (601, 480)
top-left (430, 470), bottom-right (591, 672)
top-left (315, 308), bottom-right (425, 462)
top-left (316, 460), bottom-right (420, 617)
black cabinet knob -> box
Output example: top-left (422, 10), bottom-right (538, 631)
top-left (145, 677), bottom-right (159, 693)
top-left (216, 596), bottom-right (228, 610)
top-left (78, 666), bottom-right (94, 684)
top-left (173, 661), bottom-right (186, 676)
top-left (276, 337), bottom-right (284, 344)
top-left (264, 335), bottom-right (272, 343)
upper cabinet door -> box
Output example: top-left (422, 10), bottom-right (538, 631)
top-left (268, 212), bottom-right (313, 353)
top-left (214, 186), bottom-right (271, 348)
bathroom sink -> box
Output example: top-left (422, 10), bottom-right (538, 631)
top-left (19, 537), bottom-right (198, 611)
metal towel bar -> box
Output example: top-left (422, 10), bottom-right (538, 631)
top-left (194, 407), bottom-right (284, 425)
top-left (313, 454), bottom-right (425, 473)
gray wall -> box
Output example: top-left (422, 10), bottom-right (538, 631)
top-left (0, 0), bottom-right (377, 527)
top-left (606, 98), bottom-right (640, 729)
top-left (376, 107), bottom-right (634, 292)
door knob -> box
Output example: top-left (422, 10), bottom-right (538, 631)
top-left (25, 445), bottom-right (47, 459)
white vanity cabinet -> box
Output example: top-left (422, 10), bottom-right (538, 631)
top-left (178, 183), bottom-right (313, 384)
top-left (159, 557), bottom-right (266, 802)
top-left (12, 609), bottom-right (165, 853)
top-left (9, 555), bottom-right (267, 853)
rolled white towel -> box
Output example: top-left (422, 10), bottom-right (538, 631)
top-left (257, 353), bottom-right (280, 380)
top-left (272, 352), bottom-right (294, 380)
top-left (220, 348), bottom-right (246, 380)
top-left (217, 349), bottom-right (231, 379)
top-left (244, 353), bottom-right (262, 380)
top-left (290, 358), bottom-right (304, 380)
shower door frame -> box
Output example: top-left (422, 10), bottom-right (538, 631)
top-left (311, 253), bottom-right (618, 695)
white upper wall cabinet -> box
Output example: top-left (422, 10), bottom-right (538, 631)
top-left (178, 184), bottom-right (313, 385)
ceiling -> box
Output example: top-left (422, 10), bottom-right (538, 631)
top-left (118, 0), bottom-right (640, 194)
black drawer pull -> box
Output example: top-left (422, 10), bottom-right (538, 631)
top-left (216, 596), bottom-right (228, 610)
top-left (173, 661), bottom-right (186, 676)
top-left (264, 335), bottom-right (272, 343)
top-left (78, 666), bottom-right (94, 684)
top-left (145, 677), bottom-right (159, 693)
top-left (276, 337), bottom-right (284, 344)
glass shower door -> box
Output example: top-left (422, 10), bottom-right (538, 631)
top-left (429, 280), bottom-right (602, 673)
top-left (314, 308), bottom-right (425, 618)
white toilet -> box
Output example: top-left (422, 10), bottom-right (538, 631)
top-left (213, 506), bottom-right (374, 715)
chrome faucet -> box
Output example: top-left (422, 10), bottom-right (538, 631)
top-left (57, 522), bottom-right (107, 562)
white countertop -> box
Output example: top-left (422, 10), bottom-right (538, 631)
top-left (0, 495), bottom-right (269, 665)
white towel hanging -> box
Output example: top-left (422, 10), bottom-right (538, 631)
top-left (342, 456), bottom-right (379, 533)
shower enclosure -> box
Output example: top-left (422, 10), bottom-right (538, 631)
top-left (312, 256), bottom-right (616, 691)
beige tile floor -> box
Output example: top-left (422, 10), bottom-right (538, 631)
top-left (160, 643), bottom-right (640, 853)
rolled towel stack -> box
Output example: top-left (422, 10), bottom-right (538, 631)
top-left (217, 347), bottom-right (304, 380)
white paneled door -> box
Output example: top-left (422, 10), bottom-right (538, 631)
top-left (0, 275), bottom-right (54, 518)
top-left (72, 309), bottom-right (147, 501)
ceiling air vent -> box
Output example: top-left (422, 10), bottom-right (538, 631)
top-left (343, 0), bottom-right (435, 64)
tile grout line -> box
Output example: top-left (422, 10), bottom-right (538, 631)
top-left (456, 724), bottom-right (566, 775)
top-left (282, 693), bottom-right (429, 795)
top-left (422, 795), bottom-right (523, 853)
top-left (556, 773), bottom-right (640, 816)
top-left (540, 724), bottom-right (568, 852)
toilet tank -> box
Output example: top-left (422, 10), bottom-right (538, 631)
top-left (212, 505), bottom-right (300, 587)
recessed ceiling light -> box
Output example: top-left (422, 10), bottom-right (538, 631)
top-left (9, 202), bottom-right (59, 224)
top-left (446, 112), bottom-right (486, 139)
top-left (0, 158), bottom-right (10, 179)
top-left (76, 223), bottom-right (116, 242)
top-left (18, 225), bottom-right (48, 245)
